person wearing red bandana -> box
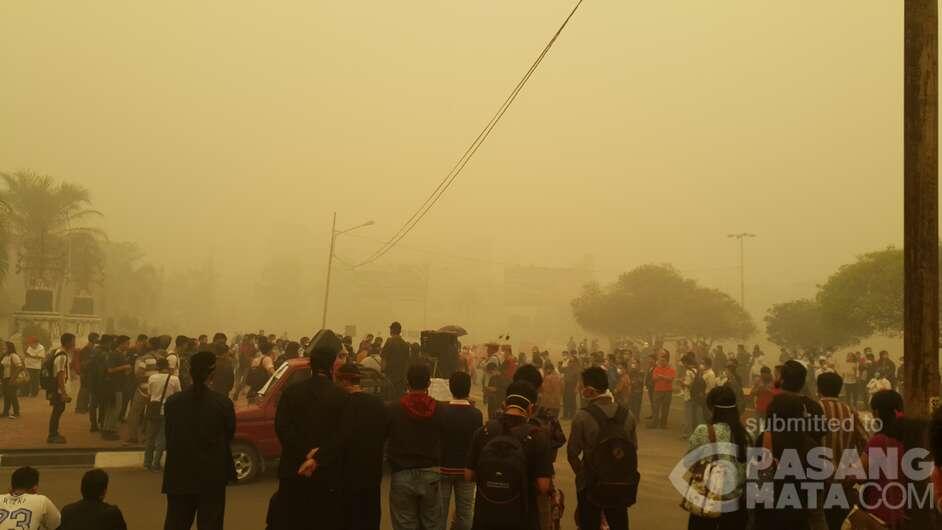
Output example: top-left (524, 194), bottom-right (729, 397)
top-left (386, 363), bottom-right (446, 530)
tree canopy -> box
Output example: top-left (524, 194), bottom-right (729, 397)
top-left (764, 298), bottom-right (858, 353)
top-left (571, 264), bottom-right (755, 342)
top-left (816, 247), bottom-right (904, 337)
top-left (0, 170), bottom-right (104, 289)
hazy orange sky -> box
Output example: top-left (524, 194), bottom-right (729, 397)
top-left (0, 1), bottom-right (910, 326)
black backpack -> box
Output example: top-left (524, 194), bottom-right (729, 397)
top-left (690, 368), bottom-right (707, 405)
top-left (40, 350), bottom-right (66, 393)
top-left (473, 419), bottom-right (534, 527)
top-left (585, 404), bottom-right (640, 508)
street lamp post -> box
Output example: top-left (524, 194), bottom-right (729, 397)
top-left (321, 213), bottom-right (374, 329)
top-left (727, 233), bottom-right (756, 308)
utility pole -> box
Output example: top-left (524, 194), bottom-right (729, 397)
top-left (321, 213), bottom-right (374, 330)
top-left (727, 233), bottom-right (756, 308)
top-left (903, 0), bottom-right (940, 417)
top-left (321, 212), bottom-right (338, 329)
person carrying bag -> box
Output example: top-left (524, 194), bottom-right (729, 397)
top-left (144, 358), bottom-right (179, 470)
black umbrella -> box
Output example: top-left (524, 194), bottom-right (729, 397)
top-left (437, 325), bottom-right (468, 337)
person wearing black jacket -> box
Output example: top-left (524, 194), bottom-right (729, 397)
top-left (386, 363), bottom-right (446, 530)
top-left (512, 365), bottom-right (567, 530)
top-left (162, 351), bottom-right (236, 530)
top-left (382, 321), bottom-right (410, 397)
top-left (335, 363), bottom-right (389, 530)
top-left (75, 333), bottom-right (99, 414)
top-left (439, 372), bottom-right (483, 530)
top-left (60, 469), bottom-right (127, 530)
top-left (268, 330), bottom-right (348, 530)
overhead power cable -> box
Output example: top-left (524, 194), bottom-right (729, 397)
top-left (352, 0), bottom-right (586, 268)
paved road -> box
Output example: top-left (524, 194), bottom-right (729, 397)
top-left (14, 421), bottom-right (690, 530)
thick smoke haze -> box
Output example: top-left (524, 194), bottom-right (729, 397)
top-left (0, 1), bottom-right (910, 339)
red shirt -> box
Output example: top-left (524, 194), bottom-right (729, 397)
top-left (754, 382), bottom-right (775, 414)
top-left (652, 365), bottom-right (676, 392)
top-left (864, 433), bottom-right (906, 527)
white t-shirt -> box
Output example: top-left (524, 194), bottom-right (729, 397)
top-left (52, 351), bottom-right (69, 385)
top-left (360, 355), bottom-right (382, 373)
top-left (702, 368), bottom-right (717, 393)
top-left (0, 492), bottom-right (61, 530)
top-left (0, 354), bottom-right (22, 382)
top-left (134, 354), bottom-right (158, 384)
top-left (165, 353), bottom-right (179, 375)
top-left (147, 373), bottom-right (182, 415)
top-left (23, 345), bottom-right (45, 371)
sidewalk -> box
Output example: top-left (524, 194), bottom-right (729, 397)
top-left (0, 395), bottom-right (138, 451)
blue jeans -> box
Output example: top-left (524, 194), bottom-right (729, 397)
top-left (440, 476), bottom-right (474, 530)
top-left (389, 468), bottom-right (443, 530)
top-left (144, 417), bottom-right (166, 468)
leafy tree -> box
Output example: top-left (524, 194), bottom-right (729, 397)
top-left (68, 231), bottom-right (106, 294)
top-left (680, 286), bottom-right (756, 341)
top-left (0, 170), bottom-right (103, 295)
top-left (816, 247), bottom-right (904, 338)
top-left (572, 264), bottom-right (754, 342)
top-left (764, 298), bottom-right (857, 353)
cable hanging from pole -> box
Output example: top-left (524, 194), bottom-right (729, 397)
top-left (352, 0), bottom-right (586, 268)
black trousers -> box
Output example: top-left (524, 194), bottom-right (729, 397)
top-left (164, 490), bottom-right (226, 530)
top-left (576, 490), bottom-right (629, 530)
top-left (2, 380), bottom-right (20, 416)
top-left (268, 477), bottom-right (343, 530)
top-left (89, 391), bottom-right (102, 430)
top-left (344, 485), bottom-right (381, 530)
top-left (48, 396), bottom-right (66, 437)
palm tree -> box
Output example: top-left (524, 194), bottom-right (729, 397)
top-left (0, 170), bottom-right (104, 310)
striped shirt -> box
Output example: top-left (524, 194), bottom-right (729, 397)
top-left (819, 397), bottom-right (868, 466)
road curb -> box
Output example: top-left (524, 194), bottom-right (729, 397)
top-left (0, 449), bottom-right (145, 469)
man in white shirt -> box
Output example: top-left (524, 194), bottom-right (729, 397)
top-left (144, 358), bottom-right (181, 471)
top-left (22, 337), bottom-right (45, 398)
top-left (126, 337), bottom-right (161, 445)
top-left (0, 466), bottom-right (60, 530)
top-left (48, 334), bottom-right (74, 444)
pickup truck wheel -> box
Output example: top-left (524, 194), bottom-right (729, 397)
top-left (231, 442), bottom-right (260, 484)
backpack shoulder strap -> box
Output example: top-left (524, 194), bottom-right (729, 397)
top-left (584, 403), bottom-right (611, 429)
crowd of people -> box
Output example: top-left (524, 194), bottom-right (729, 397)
top-left (267, 324), bottom-right (637, 530)
top-left (3, 325), bottom-right (942, 530)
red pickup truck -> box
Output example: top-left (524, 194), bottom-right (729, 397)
top-left (231, 358), bottom-right (388, 483)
